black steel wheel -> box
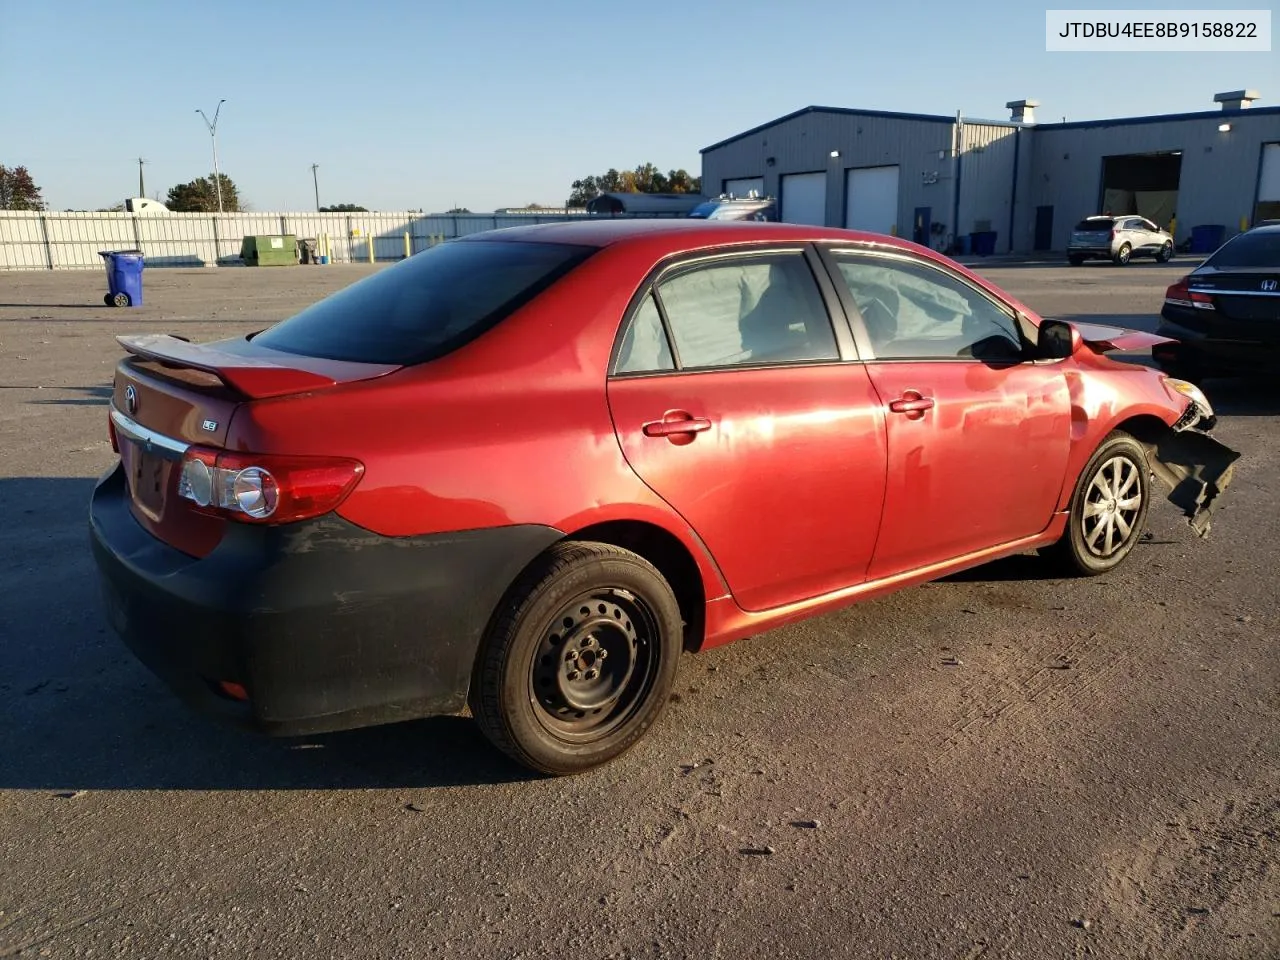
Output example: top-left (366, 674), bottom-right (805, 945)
top-left (470, 541), bottom-right (682, 775)
top-left (1043, 431), bottom-right (1151, 576)
top-left (1156, 241), bottom-right (1174, 263)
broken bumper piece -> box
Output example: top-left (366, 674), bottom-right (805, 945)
top-left (1145, 395), bottom-right (1240, 538)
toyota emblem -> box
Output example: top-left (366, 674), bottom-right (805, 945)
top-left (1262, 279), bottom-right (1278, 292)
top-left (124, 384), bottom-right (137, 414)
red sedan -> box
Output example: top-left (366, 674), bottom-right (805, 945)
top-left (90, 220), bottom-right (1239, 775)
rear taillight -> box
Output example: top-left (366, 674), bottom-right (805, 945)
top-left (176, 447), bottom-right (364, 524)
top-left (1163, 276), bottom-right (1214, 310)
top-left (1110, 227), bottom-right (1117, 240)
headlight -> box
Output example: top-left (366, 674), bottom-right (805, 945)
top-left (1163, 376), bottom-right (1215, 420)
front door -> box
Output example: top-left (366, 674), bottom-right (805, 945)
top-left (1034, 205), bottom-right (1054, 251)
top-left (607, 248), bottom-right (889, 612)
top-left (821, 247), bottom-right (1072, 579)
top-left (913, 207), bottom-right (931, 246)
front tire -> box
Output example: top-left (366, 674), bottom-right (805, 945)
top-left (1156, 241), bottom-right (1173, 263)
top-left (470, 541), bottom-right (682, 776)
top-left (1045, 431), bottom-right (1151, 576)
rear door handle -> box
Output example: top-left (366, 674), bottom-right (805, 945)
top-left (642, 414), bottom-right (712, 438)
top-left (888, 392), bottom-right (935, 417)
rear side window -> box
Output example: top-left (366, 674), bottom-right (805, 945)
top-left (654, 253), bottom-right (838, 369)
top-left (1205, 231), bottom-right (1280, 268)
top-left (253, 240), bottom-right (594, 365)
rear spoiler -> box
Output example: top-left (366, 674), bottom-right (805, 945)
top-left (117, 334), bottom-right (342, 399)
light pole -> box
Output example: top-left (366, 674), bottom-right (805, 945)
top-left (311, 163), bottom-right (320, 212)
top-left (195, 99), bottom-right (227, 213)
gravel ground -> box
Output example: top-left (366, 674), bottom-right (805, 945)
top-left (0, 258), bottom-right (1276, 959)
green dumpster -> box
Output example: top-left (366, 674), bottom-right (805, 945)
top-left (240, 234), bottom-right (298, 267)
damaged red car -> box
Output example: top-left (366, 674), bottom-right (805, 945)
top-left (90, 220), bottom-right (1239, 775)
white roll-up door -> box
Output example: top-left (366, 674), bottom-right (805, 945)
top-left (845, 165), bottom-right (900, 236)
top-left (780, 173), bottom-right (827, 226)
top-left (1259, 144), bottom-right (1280, 202)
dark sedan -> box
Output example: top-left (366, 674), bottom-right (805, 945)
top-left (1153, 223), bottom-right (1280, 381)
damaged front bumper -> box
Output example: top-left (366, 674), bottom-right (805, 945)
top-left (1142, 385), bottom-right (1240, 538)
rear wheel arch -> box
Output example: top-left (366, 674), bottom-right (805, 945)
top-left (563, 520), bottom-right (707, 652)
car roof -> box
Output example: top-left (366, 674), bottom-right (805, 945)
top-left (454, 217), bottom-right (918, 251)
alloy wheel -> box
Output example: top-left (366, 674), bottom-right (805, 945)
top-left (1081, 455), bottom-right (1144, 558)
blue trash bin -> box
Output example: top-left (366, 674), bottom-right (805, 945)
top-left (99, 249), bottom-right (145, 307)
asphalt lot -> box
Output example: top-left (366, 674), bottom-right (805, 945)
top-left (1, 257), bottom-right (1276, 959)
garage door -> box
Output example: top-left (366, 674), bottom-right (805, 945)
top-left (724, 177), bottom-right (764, 199)
top-left (845, 165), bottom-right (900, 236)
top-left (780, 173), bottom-right (827, 226)
top-left (1259, 144), bottom-right (1280, 202)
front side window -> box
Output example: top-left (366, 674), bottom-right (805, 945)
top-left (253, 239), bottom-right (594, 365)
top-left (833, 254), bottom-right (1025, 362)
top-left (654, 253), bottom-right (839, 369)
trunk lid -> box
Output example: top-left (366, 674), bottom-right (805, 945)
top-left (1188, 268), bottom-right (1280, 325)
top-left (110, 334), bottom-right (398, 556)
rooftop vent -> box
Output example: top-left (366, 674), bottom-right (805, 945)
top-left (1006, 99), bottom-right (1040, 124)
top-left (1214, 90), bottom-right (1260, 111)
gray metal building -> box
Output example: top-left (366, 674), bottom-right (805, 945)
top-left (700, 91), bottom-right (1280, 254)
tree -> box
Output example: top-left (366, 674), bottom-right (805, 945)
top-left (445, 206), bottom-right (471, 214)
top-left (0, 165), bottom-right (46, 210)
top-left (165, 173), bottom-right (242, 212)
top-left (320, 203), bottom-right (368, 212)
top-left (567, 164), bottom-right (701, 207)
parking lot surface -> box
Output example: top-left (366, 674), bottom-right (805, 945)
top-left (1, 259), bottom-right (1276, 959)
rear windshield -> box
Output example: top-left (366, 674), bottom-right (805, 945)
top-left (253, 239), bottom-right (594, 365)
top-left (1204, 231), bottom-right (1280, 269)
top-left (1075, 218), bottom-right (1114, 231)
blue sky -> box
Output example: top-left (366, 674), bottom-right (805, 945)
top-left (3, 0), bottom-right (1276, 213)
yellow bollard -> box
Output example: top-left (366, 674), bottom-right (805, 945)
top-left (368, 236), bottom-right (375, 264)
top-left (1241, 215), bottom-right (1250, 232)
top-left (404, 232), bottom-right (411, 259)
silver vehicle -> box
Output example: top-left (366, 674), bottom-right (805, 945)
top-left (1068, 215), bottom-right (1175, 266)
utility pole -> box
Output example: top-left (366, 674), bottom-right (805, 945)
top-left (137, 157), bottom-right (148, 197)
top-left (310, 163), bottom-right (320, 212)
top-left (195, 99), bottom-right (227, 213)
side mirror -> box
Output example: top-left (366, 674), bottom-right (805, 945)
top-left (1037, 319), bottom-right (1076, 360)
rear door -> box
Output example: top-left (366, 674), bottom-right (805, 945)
top-left (819, 245), bottom-right (1072, 578)
top-left (607, 246), bottom-right (888, 612)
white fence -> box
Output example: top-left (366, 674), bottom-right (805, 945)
top-left (0, 210), bottom-right (597, 270)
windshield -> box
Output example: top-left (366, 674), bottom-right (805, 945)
top-left (253, 240), bottom-right (594, 365)
top-left (688, 202), bottom-right (718, 219)
top-left (1204, 231), bottom-right (1280, 269)
top-left (1075, 218), bottom-right (1114, 231)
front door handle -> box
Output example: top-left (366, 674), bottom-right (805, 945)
top-left (888, 392), bottom-right (935, 419)
top-left (642, 413), bottom-right (712, 439)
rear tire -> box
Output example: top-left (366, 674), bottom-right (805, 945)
top-left (1113, 243), bottom-right (1132, 266)
top-left (1044, 431), bottom-right (1151, 577)
top-left (470, 541), bottom-right (682, 776)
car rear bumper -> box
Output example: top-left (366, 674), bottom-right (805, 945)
top-left (89, 462), bottom-right (562, 736)
top-left (1067, 246), bottom-right (1113, 257)
top-left (1154, 313), bottom-right (1280, 374)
